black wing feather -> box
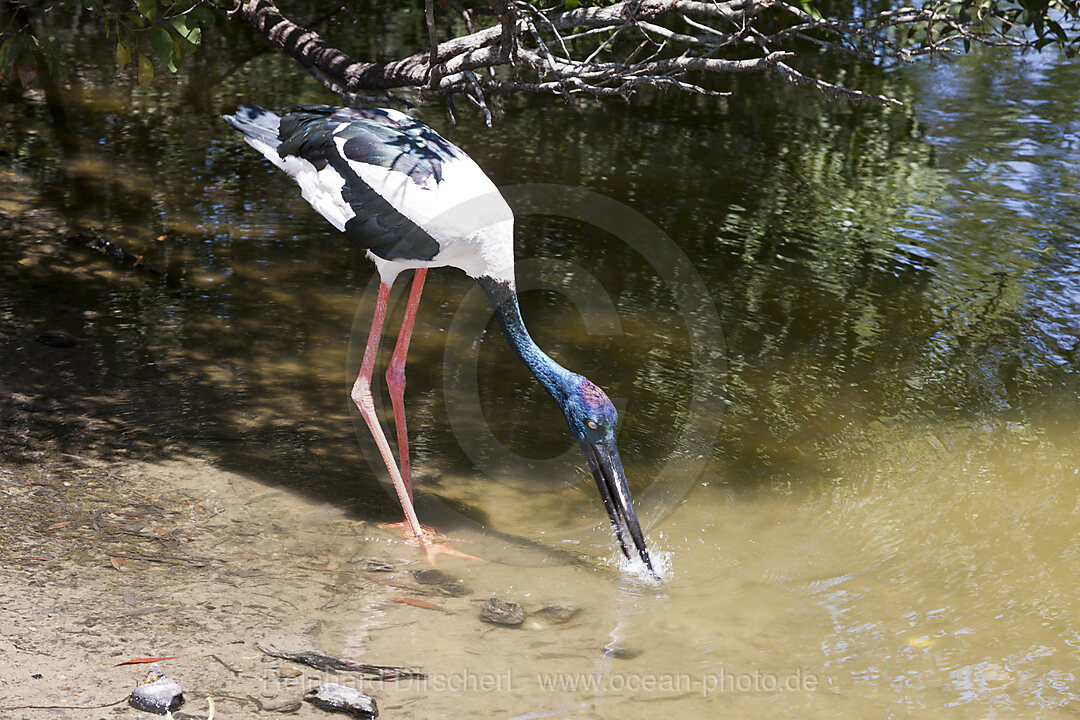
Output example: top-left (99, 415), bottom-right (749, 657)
top-left (268, 106), bottom-right (455, 262)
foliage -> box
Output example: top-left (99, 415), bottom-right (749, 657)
top-left (1, 0), bottom-right (1078, 107)
top-left (1, 0), bottom-right (213, 87)
top-left (891, 0), bottom-right (1080, 56)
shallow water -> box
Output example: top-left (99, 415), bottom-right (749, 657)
top-left (2, 12), bottom-right (1079, 718)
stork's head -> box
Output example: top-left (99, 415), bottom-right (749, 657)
top-left (562, 377), bottom-right (656, 577)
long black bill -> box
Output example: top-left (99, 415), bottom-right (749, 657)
top-left (581, 440), bottom-right (657, 577)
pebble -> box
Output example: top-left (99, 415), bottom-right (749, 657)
top-left (264, 699), bottom-right (304, 713)
top-left (981, 663), bottom-right (1013, 688)
top-left (304, 682), bottom-right (378, 718)
top-left (603, 644), bottom-right (642, 660)
top-left (412, 569), bottom-right (470, 597)
top-left (535, 602), bottom-right (581, 624)
top-left (128, 664), bottom-right (184, 714)
top-left (412, 569), bottom-right (455, 585)
top-left (480, 598), bottom-right (525, 626)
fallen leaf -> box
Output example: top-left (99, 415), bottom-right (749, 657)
top-left (109, 555), bottom-right (128, 571)
top-left (113, 656), bottom-right (180, 667)
top-left (390, 597), bottom-right (453, 614)
top-left (44, 521), bottom-right (72, 531)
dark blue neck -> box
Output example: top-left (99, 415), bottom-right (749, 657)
top-left (478, 276), bottom-right (575, 402)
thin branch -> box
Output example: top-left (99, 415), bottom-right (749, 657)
top-left (425, 0), bottom-right (440, 88)
top-left (233, 0), bottom-right (1074, 121)
top-left (463, 70), bottom-right (494, 126)
top-left (490, 0), bottom-right (517, 63)
top-left (773, 61), bottom-right (902, 105)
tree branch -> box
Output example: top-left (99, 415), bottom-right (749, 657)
top-left (232, 0), bottom-right (1080, 119)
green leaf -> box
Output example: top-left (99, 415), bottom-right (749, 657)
top-left (122, 10), bottom-right (145, 28)
top-left (169, 35), bottom-right (183, 71)
top-left (135, 0), bottom-right (157, 21)
top-left (1047, 18), bottom-right (1068, 43)
top-left (170, 16), bottom-right (190, 38)
top-left (116, 40), bottom-right (131, 70)
top-left (137, 52), bottom-right (154, 87)
top-left (150, 27), bottom-right (175, 72)
top-left (170, 16), bottom-right (202, 45)
top-left (798, 0), bottom-right (823, 19)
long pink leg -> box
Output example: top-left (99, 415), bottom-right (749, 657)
top-left (350, 281), bottom-right (424, 540)
top-left (386, 268), bottom-right (427, 502)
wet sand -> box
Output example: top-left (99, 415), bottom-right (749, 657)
top-left (0, 194), bottom-right (435, 719)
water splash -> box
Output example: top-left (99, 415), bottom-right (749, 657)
top-left (610, 531), bottom-right (674, 585)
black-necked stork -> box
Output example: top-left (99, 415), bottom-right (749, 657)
top-left (223, 104), bottom-right (655, 575)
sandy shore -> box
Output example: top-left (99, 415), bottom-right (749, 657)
top-left (0, 188), bottom-right (430, 719)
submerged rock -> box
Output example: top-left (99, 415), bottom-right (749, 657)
top-left (411, 569), bottom-right (455, 585)
top-left (431, 581), bottom-right (470, 597)
top-left (535, 602), bottom-right (581, 624)
top-left (304, 682), bottom-right (378, 718)
top-left (480, 598), bottom-right (525, 626)
top-left (128, 664), bottom-right (184, 715)
top-left (603, 644), bottom-right (642, 660)
top-left (411, 569), bottom-right (470, 597)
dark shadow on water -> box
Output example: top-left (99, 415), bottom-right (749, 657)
top-left (2, 14), bottom-right (1079, 562)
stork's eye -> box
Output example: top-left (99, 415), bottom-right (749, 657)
top-left (587, 419), bottom-right (599, 430)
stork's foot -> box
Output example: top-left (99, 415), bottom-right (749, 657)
top-left (419, 540), bottom-right (481, 565)
top-left (379, 520), bottom-right (481, 564)
top-left (379, 519), bottom-right (440, 538)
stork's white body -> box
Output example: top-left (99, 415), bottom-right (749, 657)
top-left (228, 105), bottom-right (515, 285)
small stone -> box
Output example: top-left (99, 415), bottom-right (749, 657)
top-left (128, 664), bottom-right (184, 714)
top-left (603, 644), bottom-right (642, 660)
top-left (412, 569), bottom-right (470, 597)
top-left (275, 666), bottom-right (302, 678)
top-left (304, 682), bottom-right (378, 718)
top-left (433, 582), bottom-right (469, 597)
top-left (534, 602), bottom-right (581, 624)
top-left (981, 663), bottom-right (1013, 688)
top-left (480, 598), bottom-right (525, 626)
top-left (264, 699), bottom-right (304, 713)
top-left (412, 569), bottom-right (455, 584)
